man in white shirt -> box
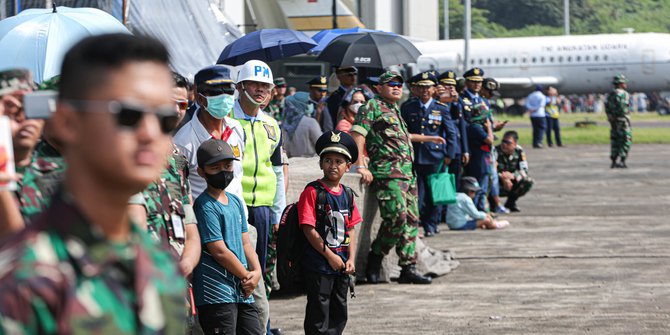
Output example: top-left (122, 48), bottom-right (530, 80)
top-left (174, 65), bottom-right (245, 203)
top-left (525, 85), bottom-right (548, 148)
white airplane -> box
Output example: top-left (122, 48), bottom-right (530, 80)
top-left (409, 33), bottom-right (670, 98)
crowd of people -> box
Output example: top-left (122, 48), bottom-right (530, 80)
top-left (0, 32), bottom-right (552, 335)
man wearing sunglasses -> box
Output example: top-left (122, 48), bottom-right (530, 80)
top-left (351, 71), bottom-right (433, 285)
top-left (174, 65), bottom-right (245, 200)
top-left (494, 131), bottom-right (533, 212)
top-left (0, 34), bottom-right (188, 333)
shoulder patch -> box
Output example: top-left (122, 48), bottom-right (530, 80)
top-left (263, 123), bottom-right (277, 142)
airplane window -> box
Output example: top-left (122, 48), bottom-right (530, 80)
top-left (503, 58), bottom-right (508, 64)
top-left (471, 59), bottom-right (475, 65)
top-left (576, 56), bottom-right (581, 61)
top-left (585, 55), bottom-right (590, 61)
top-left (603, 55), bottom-right (608, 61)
top-left (478, 59), bottom-right (483, 65)
top-left (594, 55), bottom-right (599, 61)
top-left (487, 58), bottom-right (491, 64)
top-left (567, 56), bottom-right (572, 62)
top-left (558, 56), bottom-right (563, 62)
top-left (532, 57), bottom-right (537, 63)
top-left (512, 58), bottom-right (517, 63)
top-left (495, 58), bottom-right (500, 64)
top-left (522, 57), bottom-right (527, 63)
top-left (540, 57), bottom-right (545, 63)
top-left (550, 56), bottom-right (555, 62)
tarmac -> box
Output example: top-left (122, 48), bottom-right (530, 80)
top-left (270, 143), bottom-right (670, 334)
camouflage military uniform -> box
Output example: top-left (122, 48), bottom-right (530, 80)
top-left (495, 144), bottom-right (533, 204)
top-left (140, 145), bottom-right (195, 256)
top-left (605, 87), bottom-right (632, 163)
top-left (351, 96), bottom-right (419, 266)
top-left (266, 97), bottom-right (285, 123)
top-left (17, 140), bottom-right (66, 221)
top-left (0, 190), bottom-right (188, 334)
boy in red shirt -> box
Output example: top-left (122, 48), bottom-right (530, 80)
top-left (297, 130), bottom-right (362, 335)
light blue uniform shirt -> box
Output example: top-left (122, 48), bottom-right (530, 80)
top-left (192, 191), bottom-right (253, 306)
top-left (526, 90), bottom-right (547, 118)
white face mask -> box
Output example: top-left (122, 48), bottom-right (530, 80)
top-left (350, 102), bottom-right (363, 113)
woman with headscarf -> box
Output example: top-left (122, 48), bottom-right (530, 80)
top-left (336, 87), bottom-right (373, 133)
top-left (281, 92), bottom-right (323, 158)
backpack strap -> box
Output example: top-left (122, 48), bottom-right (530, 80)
top-left (306, 181), bottom-right (329, 252)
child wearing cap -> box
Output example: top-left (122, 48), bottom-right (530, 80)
top-left (446, 176), bottom-right (509, 230)
top-left (191, 139), bottom-right (262, 334)
top-left (297, 130), bottom-right (362, 335)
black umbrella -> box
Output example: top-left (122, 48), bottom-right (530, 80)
top-left (316, 32), bottom-right (422, 68)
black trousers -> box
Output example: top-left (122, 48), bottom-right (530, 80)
top-left (304, 271), bottom-right (349, 335)
top-left (197, 303), bottom-right (262, 335)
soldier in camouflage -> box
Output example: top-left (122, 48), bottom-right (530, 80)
top-left (605, 74), bottom-right (632, 168)
top-left (494, 130), bottom-right (534, 212)
top-left (0, 34), bottom-right (188, 333)
top-left (266, 77), bottom-right (287, 123)
top-left (17, 76), bottom-right (67, 222)
top-left (351, 70), bottom-right (433, 285)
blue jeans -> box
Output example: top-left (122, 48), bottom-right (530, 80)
top-left (546, 116), bottom-right (562, 146)
top-left (474, 174), bottom-right (490, 211)
top-left (531, 117), bottom-right (547, 147)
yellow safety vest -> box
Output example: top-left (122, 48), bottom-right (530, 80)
top-left (234, 106), bottom-right (280, 207)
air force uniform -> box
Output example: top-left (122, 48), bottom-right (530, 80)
top-left (401, 71), bottom-right (458, 235)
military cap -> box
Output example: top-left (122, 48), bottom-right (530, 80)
top-left (483, 77), bottom-right (500, 93)
top-left (335, 66), bottom-right (358, 75)
top-left (194, 65), bottom-right (233, 86)
top-left (197, 139), bottom-right (239, 169)
top-left (612, 74), bottom-right (627, 85)
top-left (0, 68), bottom-right (34, 95)
top-left (378, 70), bottom-right (404, 84)
top-left (315, 130), bottom-right (358, 163)
top-left (274, 77), bottom-right (287, 87)
top-left (461, 176), bottom-right (482, 193)
top-left (463, 67), bottom-right (484, 82)
top-left (307, 76), bottom-right (329, 91)
top-left (438, 70), bottom-right (457, 86)
top-left (409, 71), bottom-right (437, 86)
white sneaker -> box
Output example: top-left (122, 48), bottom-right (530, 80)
top-left (495, 220), bottom-right (510, 229)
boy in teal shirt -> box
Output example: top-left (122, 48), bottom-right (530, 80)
top-left (192, 139), bottom-right (262, 334)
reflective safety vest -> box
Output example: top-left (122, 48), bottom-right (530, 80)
top-left (233, 102), bottom-right (280, 207)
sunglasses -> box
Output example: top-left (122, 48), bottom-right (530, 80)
top-left (175, 99), bottom-right (189, 111)
top-left (200, 86), bottom-right (236, 96)
top-left (65, 99), bottom-right (179, 134)
top-left (385, 81), bottom-right (404, 88)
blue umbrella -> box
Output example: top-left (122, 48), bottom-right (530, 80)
top-left (0, 5), bottom-right (130, 83)
top-left (217, 28), bottom-right (316, 66)
top-left (309, 27), bottom-right (385, 54)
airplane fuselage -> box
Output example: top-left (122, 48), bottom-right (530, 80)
top-left (412, 33), bottom-right (670, 97)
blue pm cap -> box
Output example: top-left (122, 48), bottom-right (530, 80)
top-left (195, 65), bottom-right (233, 86)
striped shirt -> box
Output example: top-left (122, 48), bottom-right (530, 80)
top-left (192, 191), bottom-right (253, 305)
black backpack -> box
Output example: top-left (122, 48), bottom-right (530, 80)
top-left (275, 181), bottom-right (355, 296)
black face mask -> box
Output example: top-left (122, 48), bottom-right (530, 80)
top-left (205, 171), bottom-right (234, 190)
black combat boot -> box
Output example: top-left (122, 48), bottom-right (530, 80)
top-left (611, 157), bottom-right (618, 168)
top-left (366, 252), bottom-right (384, 284)
top-left (397, 264), bottom-right (432, 284)
top-left (619, 158), bottom-right (627, 168)
top-left (505, 197), bottom-right (520, 212)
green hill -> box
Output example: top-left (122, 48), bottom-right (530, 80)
top-left (441, 0), bottom-right (670, 38)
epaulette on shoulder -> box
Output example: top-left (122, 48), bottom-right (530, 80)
top-left (435, 101), bottom-right (448, 107)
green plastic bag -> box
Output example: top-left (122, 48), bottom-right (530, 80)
top-left (428, 161), bottom-right (457, 205)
